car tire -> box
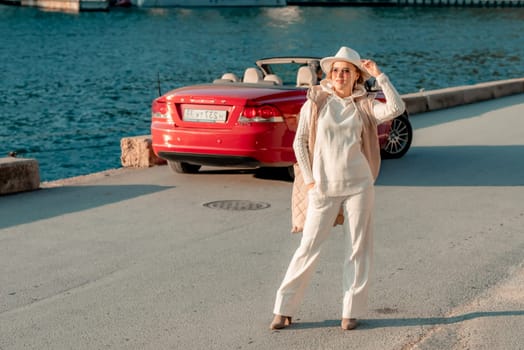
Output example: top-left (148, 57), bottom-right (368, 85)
top-left (168, 160), bottom-right (201, 174)
top-left (380, 114), bottom-right (413, 159)
top-left (286, 165), bottom-right (295, 181)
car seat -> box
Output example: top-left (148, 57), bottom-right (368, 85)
top-left (221, 73), bottom-right (240, 82)
top-left (243, 68), bottom-right (264, 83)
top-left (263, 74), bottom-right (283, 85)
top-left (296, 66), bottom-right (317, 87)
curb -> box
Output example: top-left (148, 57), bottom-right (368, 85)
top-left (403, 77), bottom-right (524, 115)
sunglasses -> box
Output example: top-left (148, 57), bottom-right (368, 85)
top-left (332, 67), bottom-right (356, 75)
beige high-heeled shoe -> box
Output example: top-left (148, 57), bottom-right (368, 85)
top-left (341, 318), bottom-right (358, 330)
top-left (270, 314), bottom-right (292, 330)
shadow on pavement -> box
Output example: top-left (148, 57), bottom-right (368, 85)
top-left (173, 143), bottom-right (524, 187)
top-left (0, 184), bottom-right (173, 229)
top-left (290, 310), bottom-right (524, 330)
top-left (378, 145), bottom-right (524, 187)
top-left (364, 310), bottom-right (524, 329)
top-left (196, 167), bottom-right (293, 182)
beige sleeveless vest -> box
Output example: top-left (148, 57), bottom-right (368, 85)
top-left (290, 85), bottom-right (381, 233)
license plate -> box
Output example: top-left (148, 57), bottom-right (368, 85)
top-left (183, 108), bottom-right (227, 123)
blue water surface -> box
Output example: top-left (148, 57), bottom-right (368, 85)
top-left (1, 5), bottom-right (523, 181)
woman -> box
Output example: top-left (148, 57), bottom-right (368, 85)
top-left (270, 46), bottom-right (405, 331)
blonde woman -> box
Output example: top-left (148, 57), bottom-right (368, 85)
top-left (271, 46), bottom-right (405, 331)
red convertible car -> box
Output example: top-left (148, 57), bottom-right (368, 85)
top-left (151, 57), bottom-right (412, 178)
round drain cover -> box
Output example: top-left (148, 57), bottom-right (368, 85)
top-left (203, 200), bottom-right (270, 211)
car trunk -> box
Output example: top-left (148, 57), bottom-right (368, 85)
top-left (160, 84), bottom-right (304, 128)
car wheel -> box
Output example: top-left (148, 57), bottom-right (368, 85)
top-left (168, 160), bottom-right (201, 174)
top-left (381, 114), bottom-right (413, 159)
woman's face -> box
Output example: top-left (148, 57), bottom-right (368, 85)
top-left (330, 61), bottom-right (360, 97)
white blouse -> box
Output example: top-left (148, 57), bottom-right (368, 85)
top-left (293, 73), bottom-right (405, 196)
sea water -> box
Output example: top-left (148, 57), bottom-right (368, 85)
top-left (1, 5), bottom-right (523, 181)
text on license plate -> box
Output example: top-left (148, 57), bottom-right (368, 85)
top-left (183, 109), bottom-right (227, 123)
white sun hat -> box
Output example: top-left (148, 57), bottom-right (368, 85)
top-left (320, 46), bottom-right (371, 80)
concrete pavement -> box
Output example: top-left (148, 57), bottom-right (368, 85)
top-left (1, 94), bottom-right (523, 349)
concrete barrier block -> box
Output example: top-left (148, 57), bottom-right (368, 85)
top-left (491, 80), bottom-right (524, 98)
top-left (426, 88), bottom-right (466, 110)
top-left (120, 135), bottom-right (166, 168)
top-left (463, 86), bottom-right (495, 104)
top-left (0, 157), bottom-right (40, 195)
top-left (402, 94), bottom-right (429, 115)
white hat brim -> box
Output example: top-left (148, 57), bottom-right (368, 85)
top-left (320, 56), bottom-right (371, 81)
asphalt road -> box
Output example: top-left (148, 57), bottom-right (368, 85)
top-left (1, 94), bottom-right (523, 350)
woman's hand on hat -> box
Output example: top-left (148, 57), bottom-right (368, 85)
top-left (361, 59), bottom-right (382, 78)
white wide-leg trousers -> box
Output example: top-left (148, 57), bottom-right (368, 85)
top-left (274, 185), bottom-right (374, 319)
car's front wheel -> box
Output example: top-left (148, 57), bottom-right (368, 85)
top-left (168, 160), bottom-right (202, 174)
top-left (381, 114), bottom-right (413, 159)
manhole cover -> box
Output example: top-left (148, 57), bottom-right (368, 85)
top-left (203, 200), bottom-right (270, 211)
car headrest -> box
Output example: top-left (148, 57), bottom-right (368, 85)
top-left (263, 74), bottom-right (283, 85)
top-left (296, 66), bottom-right (317, 87)
top-left (243, 68), bottom-right (263, 83)
top-left (221, 73), bottom-right (240, 82)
